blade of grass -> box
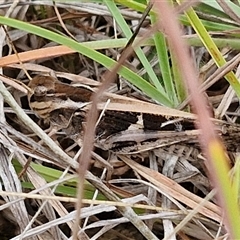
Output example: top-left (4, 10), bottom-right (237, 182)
top-left (208, 140), bottom-right (240, 238)
top-left (13, 159), bottom-right (106, 199)
top-left (171, 54), bottom-right (187, 103)
top-left (202, 0), bottom-right (240, 16)
top-left (115, 0), bottom-right (151, 13)
top-left (104, 0), bottom-right (168, 96)
top-left (150, 11), bottom-right (178, 105)
top-left (180, 14), bottom-right (239, 31)
top-left (230, 157), bottom-right (240, 206)
top-left (115, 0), bottom-right (239, 31)
top-left (197, 2), bottom-right (233, 19)
top-left (176, 3), bottom-right (240, 99)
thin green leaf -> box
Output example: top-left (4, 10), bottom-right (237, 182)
top-left (150, 13), bottom-right (178, 105)
top-left (104, 0), bottom-right (168, 95)
top-left (178, 5), bottom-right (240, 99)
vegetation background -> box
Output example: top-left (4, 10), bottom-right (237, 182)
top-left (0, 0), bottom-right (240, 239)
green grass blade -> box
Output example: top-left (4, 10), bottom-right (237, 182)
top-left (150, 12), bottom-right (178, 105)
top-left (201, 0), bottom-right (240, 16)
top-left (178, 5), bottom-right (240, 99)
top-left (180, 14), bottom-right (239, 31)
top-left (209, 141), bottom-right (240, 239)
top-left (171, 54), bottom-right (187, 103)
top-left (104, 0), bottom-right (168, 96)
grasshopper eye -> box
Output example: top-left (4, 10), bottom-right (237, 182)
top-left (34, 85), bottom-right (48, 97)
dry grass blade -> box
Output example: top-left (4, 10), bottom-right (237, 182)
top-left (0, 45), bottom-right (76, 66)
top-left (85, 171), bottom-right (159, 240)
top-left (0, 137), bottom-right (35, 239)
top-left (101, 92), bottom-right (196, 118)
top-left (120, 156), bottom-right (221, 222)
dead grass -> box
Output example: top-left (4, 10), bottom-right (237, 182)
top-left (0, 1), bottom-right (238, 240)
